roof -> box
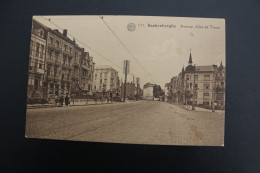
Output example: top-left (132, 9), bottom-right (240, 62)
top-left (143, 83), bottom-right (154, 88)
top-left (195, 66), bottom-right (215, 72)
top-left (95, 65), bottom-right (117, 71)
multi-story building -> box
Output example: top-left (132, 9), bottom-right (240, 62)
top-left (93, 65), bottom-right (119, 93)
top-left (166, 52), bottom-right (225, 107)
top-left (214, 62), bottom-right (225, 107)
top-left (120, 82), bottom-right (136, 100)
top-left (80, 52), bottom-right (95, 95)
top-left (143, 83), bottom-right (154, 100)
top-left (27, 19), bottom-right (95, 103)
top-left (27, 19), bottom-right (47, 100)
top-left (44, 28), bottom-right (76, 101)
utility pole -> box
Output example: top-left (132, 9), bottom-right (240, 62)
top-left (123, 60), bottom-right (129, 102)
top-left (192, 64), bottom-right (196, 110)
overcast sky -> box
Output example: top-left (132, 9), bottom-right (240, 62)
top-left (33, 15), bottom-right (225, 89)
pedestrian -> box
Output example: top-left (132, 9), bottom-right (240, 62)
top-left (54, 94), bottom-right (59, 106)
top-left (65, 94), bottom-right (70, 107)
top-left (60, 95), bottom-right (64, 106)
top-left (110, 92), bottom-right (113, 103)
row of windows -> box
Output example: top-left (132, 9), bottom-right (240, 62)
top-left (94, 72), bottom-right (115, 80)
top-left (186, 74), bottom-right (210, 81)
top-left (30, 41), bottom-right (45, 58)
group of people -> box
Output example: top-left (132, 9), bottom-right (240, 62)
top-left (55, 94), bottom-right (70, 107)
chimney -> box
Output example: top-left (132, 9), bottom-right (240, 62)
top-left (73, 38), bottom-right (76, 44)
top-left (63, 29), bottom-right (67, 37)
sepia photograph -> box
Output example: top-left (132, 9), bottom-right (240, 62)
top-left (25, 15), bottom-right (225, 146)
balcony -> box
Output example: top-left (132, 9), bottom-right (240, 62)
top-left (72, 73), bottom-right (79, 80)
top-left (48, 44), bottom-right (61, 53)
top-left (36, 68), bottom-right (45, 74)
top-left (63, 51), bottom-right (74, 58)
top-left (215, 76), bottom-right (225, 80)
top-left (216, 86), bottom-right (225, 92)
top-left (46, 75), bottom-right (54, 80)
top-left (62, 63), bottom-right (72, 69)
top-left (46, 58), bottom-right (56, 64)
top-left (82, 65), bottom-right (90, 70)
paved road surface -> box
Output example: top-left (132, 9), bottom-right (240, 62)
top-left (26, 101), bottom-right (224, 146)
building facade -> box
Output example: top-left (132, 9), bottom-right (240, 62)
top-left (165, 52), bottom-right (225, 107)
top-left (120, 82), bottom-right (136, 100)
top-left (143, 83), bottom-right (154, 100)
top-left (92, 65), bottom-right (119, 93)
top-left (27, 19), bottom-right (95, 103)
top-left (27, 20), bottom-right (47, 100)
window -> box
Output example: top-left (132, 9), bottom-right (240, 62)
top-left (41, 45), bottom-right (44, 58)
top-left (69, 47), bottom-right (72, 54)
top-left (30, 41), bottom-right (34, 55)
top-left (203, 101), bottom-right (210, 105)
top-left (83, 70), bottom-right (87, 76)
top-left (95, 73), bottom-right (97, 79)
top-left (195, 75), bottom-right (198, 80)
top-left (204, 75), bottom-right (210, 81)
top-left (62, 74), bottom-right (65, 79)
top-left (217, 92), bottom-right (224, 100)
top-left (186, 75), bottom-right (189, 80)
top-left (204, 84), bottom-right (210, 90)
top-left (203, 93), bottom-right (210, 100)
top-left (195, 84), bottom-right (198, 89)
top-left (50, 37), bottom-right (53, 44)
top-left (47, 67), bottom-right (51, 75)
top-left (39, 63), bottom-right (43, 69)
top-left (221, 82), bottom-right (224, 87)
top-left (56, 40), bottom-right (60, 47)
top-left (61, 83), bottom-right (65, 89)
top-left (49, 52), bottom-right (52, 60)
top-left (36, 43), bottom-right (40, 57)
top-left (40, 31), bottom-right (43, 38)
top-left (35, 59), bottom-right (38, 68)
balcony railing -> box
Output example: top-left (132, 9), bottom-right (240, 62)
top-left (215, 76), bottom-right (225, 80)
top-left (46, 58), bottom-right (56, 64)
top-left (48, 44), bottom-right (61, 53)
top-left (82, 65), bottom-right (90, 70)
top-left (63, 51), bottom-right (74, 58)
top-left (62, 63), bottom-right (72, 69)
top-left (28, 67), bottom-right (45, 74)
top-left (72, 73), bottom-right (79, 79)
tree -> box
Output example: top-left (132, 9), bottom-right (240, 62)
top-left (153, 84), bottom-right (164, 98)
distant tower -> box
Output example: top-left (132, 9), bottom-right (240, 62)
top-left (219, 61), bottom-right (223, 68)
top-left (188, 49), bottom-right (193, 66)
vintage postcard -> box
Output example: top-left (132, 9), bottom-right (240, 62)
top-left (25, 15), bottom-right (225, 146)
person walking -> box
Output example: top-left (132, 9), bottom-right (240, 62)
top-left (65, 94), bottom-right (70, 107)
top-left (60, 95), bottom-right (64, 106)
top-left (54, 94), bottom-right (59, 106)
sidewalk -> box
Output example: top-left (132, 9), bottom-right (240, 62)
top-left (27, 100), bottom-right (140, 109)
top-left (181, 105), bottom-right (224, 113)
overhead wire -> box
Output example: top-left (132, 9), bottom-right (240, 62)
top-left (40, 16), bottom-right (123, 72)
top-left (98, 15), bottom-right (155, 84)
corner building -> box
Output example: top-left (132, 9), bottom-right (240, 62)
top-left (27, 19), bottom-right (95, 103)
top-left (27, 19), bottom-right (47, 100)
